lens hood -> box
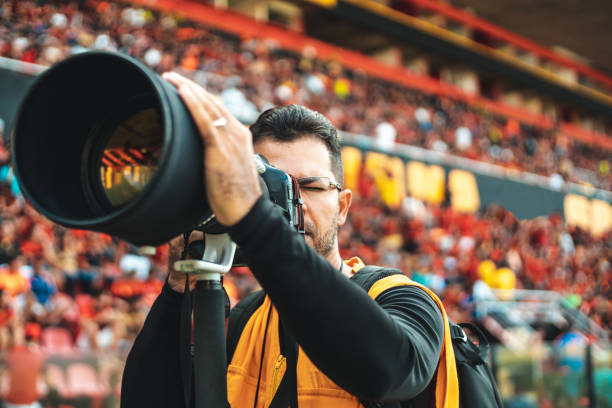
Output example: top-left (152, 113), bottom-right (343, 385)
top-left (11, 51), bottom-right (211, 246)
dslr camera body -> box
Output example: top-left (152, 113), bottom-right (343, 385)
top-left (253, 155), bottom-right (305, 236)
top-left (179, 154), bottom-right (305, 274)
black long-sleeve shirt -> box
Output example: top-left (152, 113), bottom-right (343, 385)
top-left (121, 197), bottom-right (443, 406)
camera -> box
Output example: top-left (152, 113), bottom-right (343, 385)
top-left (187, 154), bottom-right (304, 267)
top-left (11, 51), bottom-right (304, 258)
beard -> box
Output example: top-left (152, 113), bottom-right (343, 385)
top-left (305, 212), bottom-right (338, 257)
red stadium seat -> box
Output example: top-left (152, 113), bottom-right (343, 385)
top-left (66, 363), bottom-right (108, 408)
top-left (41, 327), bottom-right (74, 353)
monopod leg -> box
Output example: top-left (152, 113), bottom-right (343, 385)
top-left (193, 279), bottom-right (229, 408)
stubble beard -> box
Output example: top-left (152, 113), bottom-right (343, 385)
top-left (309, 212), bottom-right (338, 257)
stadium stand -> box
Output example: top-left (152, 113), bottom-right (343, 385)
top-left (0, 0), bottom-right (608, 349)
top-left (1, 0), bottom-right (611, 190)
top-left (0, 1), bottom-right (610, 406)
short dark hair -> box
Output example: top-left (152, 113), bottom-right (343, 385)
top-left (250, 105), bottom-right (343, 185)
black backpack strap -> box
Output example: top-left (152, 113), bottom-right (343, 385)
top-left (351, 266), bottom-right (406, 408)
top-left (454, 322), bottom-right (490, 361)
top-left (269, 318), bottom-right (299, 408)
top-left (451, 322), bottom-right (504, 408)
top-left (350, 265), bottom-right (405, 293)
top-left (353, 266), bottom-right (504, 408)
top-left (450, 323), bottom-right (488, 366)
top-left (226, 290), bottom-right (266, 364)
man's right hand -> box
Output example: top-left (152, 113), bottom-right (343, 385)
top-left (162, 72), bottom-right (262, 227)
top-left (167, 235), bottom-right (198, 293)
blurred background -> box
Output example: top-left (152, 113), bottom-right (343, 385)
top-left (0, 0), bottom-right (611, 407)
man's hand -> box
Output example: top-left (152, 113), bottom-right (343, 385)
top-left (166, 235), bottom-right (197, 293)
top-left (162, 72), bottom-right (262, 226)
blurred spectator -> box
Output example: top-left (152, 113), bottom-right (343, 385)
top-left (455, 126), bottom-right (472, 151)
top-left (221, 76), bottom-right (260, 124)
top-left (0, 0), bottom-right (608, 359)
top-left (2, 328), bottom-right (44, 408)
top-left (0, 257), bottom-right (28, 297)
top-left (1, 0), bottom-right (610, 189)
top-left (375, 114), bottom-right (397, 150)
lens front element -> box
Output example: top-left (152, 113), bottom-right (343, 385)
top-left (100, 108), bottom-right (163, 207)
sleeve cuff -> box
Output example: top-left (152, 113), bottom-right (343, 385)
top-left (226, 195), bottom-right (276, 246)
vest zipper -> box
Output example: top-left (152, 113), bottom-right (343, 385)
top-left (268, 354), bottom-right (286, 403)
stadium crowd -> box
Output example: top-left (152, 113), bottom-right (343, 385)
top-left (0, 1), bottom-right (611, 406)
top-left (0, 113), bottom-right (609, 358)
top-left (1, 0), bottom-right (611, 191)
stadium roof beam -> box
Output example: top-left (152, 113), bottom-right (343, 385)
top-left (305, 19), bottom-right (391, 54)
top-left (311, 0), bottom-right (612, 118)
top-left (125, 0), bottom-right (612, 149)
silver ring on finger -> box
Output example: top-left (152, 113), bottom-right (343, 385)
top-left (212, 117), bottom-right (227, 127)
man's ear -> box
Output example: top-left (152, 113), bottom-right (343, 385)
top-left (337, 188), bottom-right (352, 227)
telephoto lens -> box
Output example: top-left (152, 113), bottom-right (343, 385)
top-left (11, 51), bottom-right (212, 246)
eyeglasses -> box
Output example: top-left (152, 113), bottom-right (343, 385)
top-left (296, 176), bottom-right (342, 192)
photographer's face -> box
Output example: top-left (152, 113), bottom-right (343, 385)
top-left (254, 136), bottom-right (351, 259)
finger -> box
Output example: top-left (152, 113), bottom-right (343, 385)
top-left (162, 71), bottom-right (193, 87)
top-left (177, 84), bottom-right (222, 149)
top-left (180, 83), bottom-right (233, 154)
top-left (191, 90), bottom-right (253, 153)
top-left (187, 230), bottom-right (204, 244)
top-left (171, 76), bottom-right (218, 119)
top-left (166, 74), bottom-right (242, 157)
top-left (163, 73), bottom-right (217, 124)
top-left (192, 87), bottom-right (237, 129)
top-left (168, 234), bottom-right (184, 245)
top-left (194, 88), bottom-right (225, 126)
top-left (203, 90), bottom-right (233, 120)
top-left (163, 73), bottom-right (228, 121)
top-left (163, 72), bottom-right (208, 96)
top-left (162, 72), bottom-right (192, 89)
top-left (182, 80), bottom-right (227, 124)
top-left (197, 93), bottom-right (253, 149)
top-left (161, 72), bottom-right (182, 88)
top-left (163, 73), bottom-right (231, 131)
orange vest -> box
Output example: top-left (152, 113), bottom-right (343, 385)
top-left (227, 260), bottom-right (459, 408)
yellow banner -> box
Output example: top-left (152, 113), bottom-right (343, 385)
top-left (342, 146), bottom-right (480, 213)
top-left (342, 146), bottom-right (611, 234)
top-left (564, 194), bottom-right (612, 237)
top-left (303, 0), bottom-right (337, 8)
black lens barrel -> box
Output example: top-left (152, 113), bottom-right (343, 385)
top-left (11, 51), bottom-right (212, 246)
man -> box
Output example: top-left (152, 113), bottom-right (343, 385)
top-left (121, 73), bottom-right (450, 407)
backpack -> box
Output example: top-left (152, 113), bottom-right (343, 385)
top-left (226, 265), bottom-right (504, 408)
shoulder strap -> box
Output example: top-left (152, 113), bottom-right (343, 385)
top-left (358, 270), bottom-right (460, 408)
top-left (226, 290), bottom-right (266, 364)
top-left (451, 323), bottom-right (504, 408)
top-left (451, 322), bottom-right (490, 363)
top-left (350, 265), bottom-right (404, 293)
top-left (269, 318), bottom-right (299, 408)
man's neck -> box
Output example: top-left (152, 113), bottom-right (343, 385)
top-left (325, 247), bottom-right (352, 278)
